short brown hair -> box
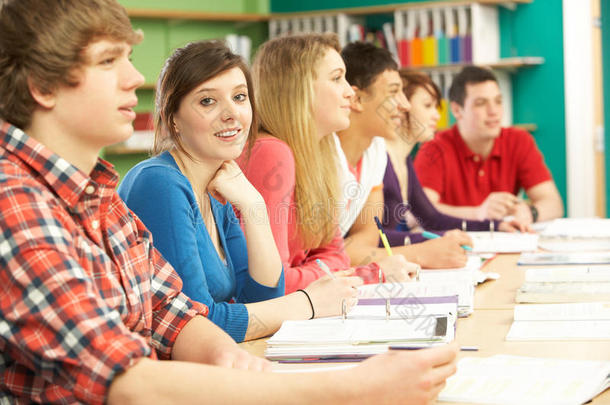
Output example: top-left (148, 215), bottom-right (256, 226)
top-left (342, 41), bottom-right (398, 92)
top-left (448, 66), bottom-right (497, 106)
top-left (153, 40), bottom-right (258, 160)
top-left (0, 0), bottom-right (142, 129)
top-left (399, 70), bottom-right (442, 107)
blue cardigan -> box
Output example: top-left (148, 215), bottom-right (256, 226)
top-left (118, 151), bottom-right (285, 342)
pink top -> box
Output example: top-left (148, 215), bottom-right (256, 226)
top-left (238, 136), bottom-right (381, 293)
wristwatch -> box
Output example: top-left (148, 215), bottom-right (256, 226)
top-left (528, 202), bottom-right (539, 223)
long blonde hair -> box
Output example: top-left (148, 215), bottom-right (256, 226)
top-left (252, 33), bottom-right (341, 249)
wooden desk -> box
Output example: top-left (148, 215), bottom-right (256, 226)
top-left (475, 254), bottom-right (525, 310)
top-left (240, 253), bottom-right (610, 403)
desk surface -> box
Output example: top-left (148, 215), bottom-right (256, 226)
top-left (240, 253), bottom-right (610, 404)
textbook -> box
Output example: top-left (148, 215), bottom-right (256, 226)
top-left (265, 296), bottom-right (457, 362)
top-left (537, 219), bottom-right (610, 251)
top-left (516, 282), bottom-right (610, 303)
top-left (518, 251), bottom-right (610, 266)
top-left (358, 279), bottom-right (474, 317)
top-left (539, 217), bottom-right (610, 238)
top-left (439, 355), bottom-right (610, 404)
top-left (524, 266), bottom-right (610, 283)
top-left (467, 231), bottom-right (539, 253)
top-left (507, 303), bottom-right (610, 341)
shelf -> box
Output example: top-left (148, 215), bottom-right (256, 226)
top-left (514, 123), bottom-right (538, 132)
top-left (138, 83), bottom-right (156, 90)
top-left (401, 57), bottom-right (544, 72)
top-left (270, 0), bottom-right (532, 18)
top-left (127, 1), bottom-right (532, 21)
top-left (126, 8), bottom-right (268, 22)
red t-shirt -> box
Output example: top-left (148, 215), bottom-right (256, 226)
top-left (413, 125), bottom-right (552, 206)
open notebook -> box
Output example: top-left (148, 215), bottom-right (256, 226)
top-left (358, 279), bottom-right (474, 317)
top-left (418, 255), bottom-right (500, 286)
top-left (467, 231), bottom-right (539, 253)
top-left (439, 355), bottom-right (610, 405)
top-left (265, 296), bottom-right (457, 362)
top-left (506, 302), bottom-right (610, 341)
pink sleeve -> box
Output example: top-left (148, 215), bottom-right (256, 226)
top-left (240, 138), bottom-right (294, 270)
top-left (285, 229), bottom-right (382, 292)
top-left (240, 138), bottom-right (381, 294)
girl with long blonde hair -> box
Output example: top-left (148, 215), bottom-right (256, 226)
top-left (239, 33), bottom-right (413, 292)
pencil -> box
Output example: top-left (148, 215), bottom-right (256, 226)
top-left (374, 216), bottom-right (393, 257)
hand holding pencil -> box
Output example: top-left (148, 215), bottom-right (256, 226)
top-left (374, 216), bottom-right (420, 282)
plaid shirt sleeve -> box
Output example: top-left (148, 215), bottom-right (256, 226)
top-left (0, 182), bottom-right (156, 404)
top-left (147, 243), bottom-right (209, 359)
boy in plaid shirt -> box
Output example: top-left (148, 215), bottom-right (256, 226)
top-left (0, 1), bottom-right (457, 403)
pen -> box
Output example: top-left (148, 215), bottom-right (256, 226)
top-left (389, 345), bottom-right (479, 352)
top-left (316, 259), bottom-right (336, 280)
top-left (421, 230), bottom-right (473, 252)
top-left (373, 216), bottom-right (392, 283)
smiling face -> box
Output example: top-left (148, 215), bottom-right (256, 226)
top-left (358, 69), bottom-right (410, 141)
top-left (51, 39), bottom-right (144, 149)
top-left (172, 67), bottom-right (252, 163)
top-left (452, 80), bottom-right (503, 141)
top-left (407, 84), bottom-right (441, 143)
top-left (312, 48), bottom-right (355, 138)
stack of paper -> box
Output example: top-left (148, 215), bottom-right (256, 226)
top-left (524, 266), bottom-right (610, 282)
top-left (358, 279), bottom-right (474, 317)
top-left (518, 252), bottom-right (610, 266)
top-left (516, 266), bottom-right (610, 303)
top-left (538, 218), bottom-right (610, 252)
top-left (507, 302), bottom-right (610, 341)
top-left (265, 296), bottom-right (457, 362)
top-left (540, 218), bottom-right (610, 238)
top-left (467, 231), bottom-right (539, 253)
top-left (419, 255), bottom-right (500, 286)
top-left (439, 355), bottom-right (610, 404)
top-left (516, 282), bottom-right (610, 303)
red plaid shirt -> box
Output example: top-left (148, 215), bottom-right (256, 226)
top-left (0, 121), bottom-right (208, 404)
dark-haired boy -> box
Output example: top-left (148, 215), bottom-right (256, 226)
top-left (414, 66), bottom-right (563, 223)
top-left (0, 1), bottom-right (456, 403)
top-left (336, 41), bottom-right (472, 270)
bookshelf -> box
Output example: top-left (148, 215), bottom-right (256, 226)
top-left (269, 1), bottom-right (532, 18)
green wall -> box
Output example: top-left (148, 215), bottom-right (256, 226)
top-left (499, 1), bottom-right (567, 210)
top-left (119, 0), bottom-right (268, 14)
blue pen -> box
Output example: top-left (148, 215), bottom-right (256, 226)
top-left (422, 231), bottom-right (473, 252)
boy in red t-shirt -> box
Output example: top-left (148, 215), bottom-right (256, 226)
top-left (414, 66), bottom-right (563, 224)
